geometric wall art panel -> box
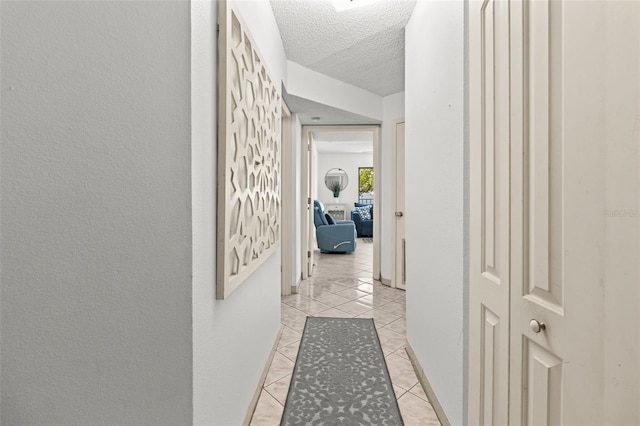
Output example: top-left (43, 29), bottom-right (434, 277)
top-left (217, 2), bottom-right (281, 299)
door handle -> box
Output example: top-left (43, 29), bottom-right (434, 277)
top-left (395, 212), bottom-right (404, 217)
top-left (529, 319), bottom-right (546, 333)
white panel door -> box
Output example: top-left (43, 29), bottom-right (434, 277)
top-left (469, 0), bottom-right (512, 423)
top-left (394, 121), bottom-right (406, 290)
top-left (470, 0), bottom-right (612, 424)
top-left (508, 1), bottom-right (606, 424)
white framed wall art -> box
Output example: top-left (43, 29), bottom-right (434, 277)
top-left (217, 1), bottom-right (282, 299)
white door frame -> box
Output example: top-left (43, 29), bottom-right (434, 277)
top-left (391, 119), bottom-right (406, 289)
top-left (280, 102), bottom-right (293, 296)
top-left (301, 125), bottom-right (381, 280)
top-left (301, 128), bottom-right (316, 279)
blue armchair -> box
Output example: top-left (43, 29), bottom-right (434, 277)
top-left (313, 200), bottom-right (357, 253)
top-left (351, 203), bottom-right (373, 237)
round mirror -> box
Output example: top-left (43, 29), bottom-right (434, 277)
top-left (324, 168), bottom-right (349, 196)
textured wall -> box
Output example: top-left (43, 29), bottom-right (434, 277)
top-left (404, 1), bottom-right (467, 425)
top-left (1, 1), bottom-right (192, 424)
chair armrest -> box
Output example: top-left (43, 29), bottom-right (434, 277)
top-left (316, 223), bottom-right (356, 252)
top-left (316, 223), bottom-right (356, 242)
top-left (350, 211), bottom-right (363, 226)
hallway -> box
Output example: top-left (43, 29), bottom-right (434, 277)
top-left (250, 240), bottom-right (441, 425)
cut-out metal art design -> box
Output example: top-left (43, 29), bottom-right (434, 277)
top-left (217, 4), bottom-right (281, 299)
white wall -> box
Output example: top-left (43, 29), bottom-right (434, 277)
top-left (316, 152), bottom-right (373, 218)
top-left (404, 1), bottom-right (467, 425)
top-left (192, 1), bottom-right (285, 424)
top-left (1, 2), bottom-right (192, 424)
top-left (287, 61), bottom-right (383, 122)
top-left (234, 1), bottom-right (287, 86)
top-left (380, 92), bottom-right (405, 281)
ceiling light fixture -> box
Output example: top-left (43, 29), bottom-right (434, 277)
top-left (311, 117), bottom-right (321, 122)
top-left (328, 0), bottom-right (381, 12)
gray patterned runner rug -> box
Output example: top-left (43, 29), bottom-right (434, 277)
top-left (281, 317), bottom-right (404, 426)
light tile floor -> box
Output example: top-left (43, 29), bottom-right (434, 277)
top-left (250, 240), bottom-right (442, 425)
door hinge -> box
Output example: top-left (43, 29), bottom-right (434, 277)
top-left (402, 238), bottom-right (406, 284)
top-left (307, 143), bottom-right (310, 151)
top-left (308, 197), bottom-right (311, 204)
top-left (307, 251), bottom-right (311, 258)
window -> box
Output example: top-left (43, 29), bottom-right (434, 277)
top-left (358, 167), bottom-right (374, 204)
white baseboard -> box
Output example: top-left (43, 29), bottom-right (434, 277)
top-left (243, 325), bottom-right (284, 426)
top-left (381, 276), bottom-right (391, 286)
top-left (405, 343), bottom-right (452, 426)
top-left (291, 277), bottom-right (302, 294)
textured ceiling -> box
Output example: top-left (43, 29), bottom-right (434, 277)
top-left (271, 0), bottom-right (416, 97)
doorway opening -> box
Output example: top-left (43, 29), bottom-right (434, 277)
top-left (301, 125), bottom-right (381, 285)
